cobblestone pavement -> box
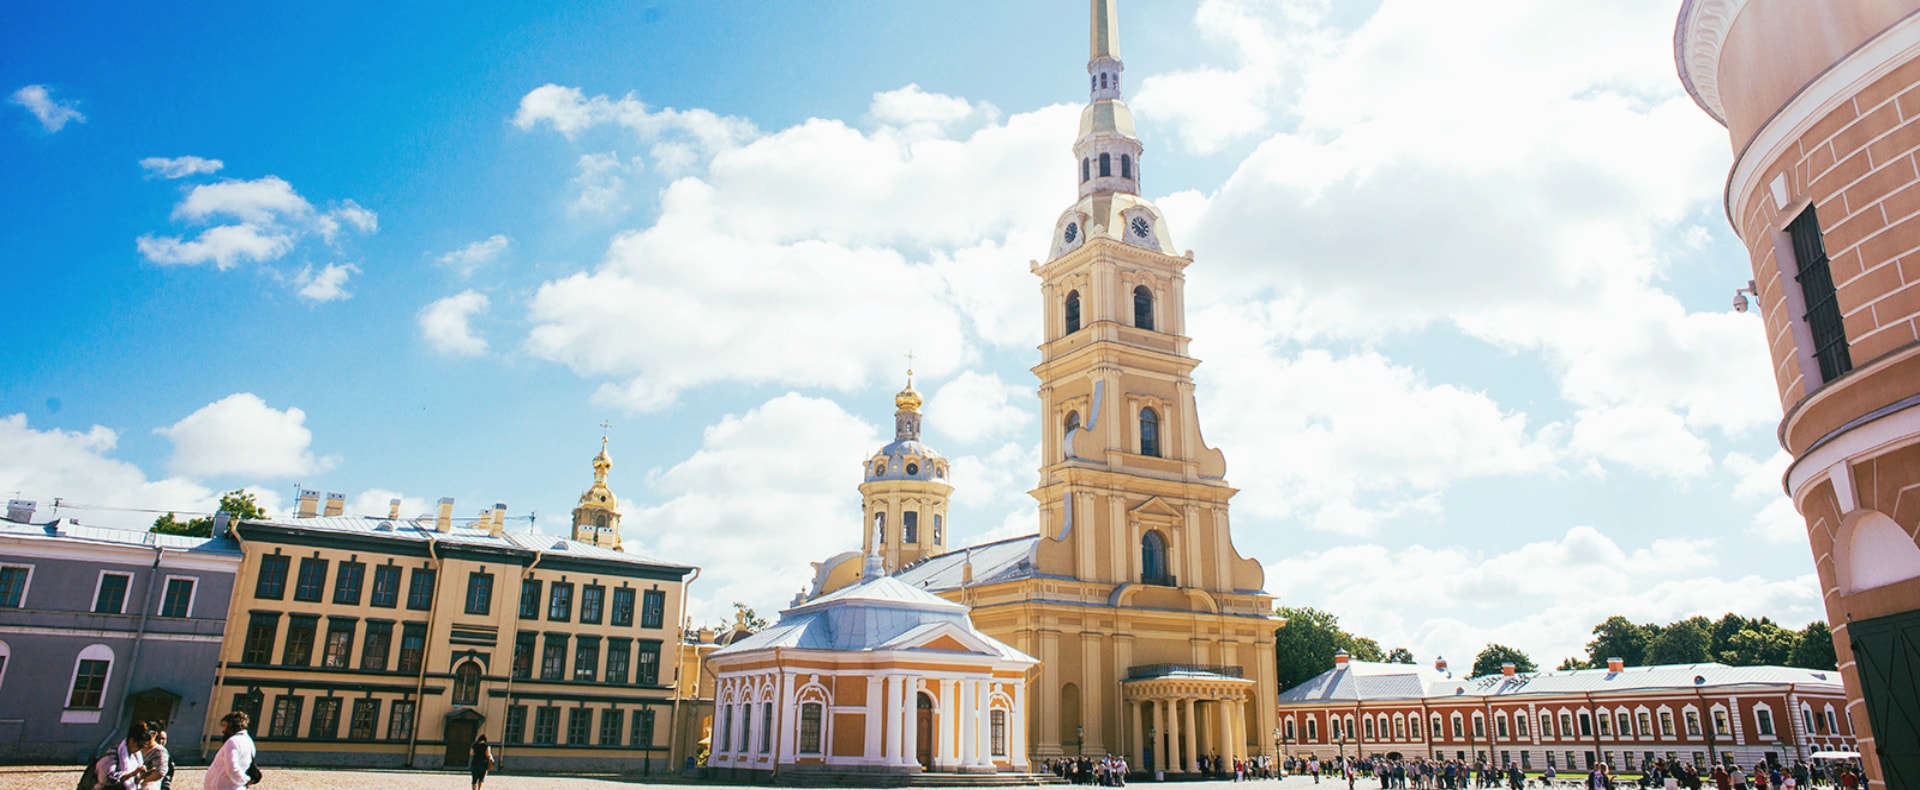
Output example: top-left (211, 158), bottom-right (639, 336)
top-left (0, 766), bottom-right (1349, 790)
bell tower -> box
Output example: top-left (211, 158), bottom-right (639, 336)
top-left (857, 371), bottom-right (953, 572)
top-left (571, 434), bottom-right (624, 551)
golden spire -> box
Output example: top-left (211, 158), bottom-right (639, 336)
top-left (1091, 0), bottom-right (1120, 61)
top-left (593, 422), bottom-right (612, 479)
top-left (895, 369), bottom-right (923, 413)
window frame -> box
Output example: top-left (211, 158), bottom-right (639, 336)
top-left (404, 567), bottom-right (435, 611)
top-left (640, 589), bottom-right (666, 629)
top-left (321, 619), bottom-right (356, 669)
top-left (369, 565), bottom-right (401, 608)
top-left (567, 707), bottom-right (591, 745)
top-left (387, 700), bottom-right (415, 741)
top-left (1064, 289), bottom-right (1081, 334)
top-left (799, 702), bottom-right (823, 754)
top-left (268, 694), bottom-right (304, 739)
top-left (349, 698), bottom-right (380, 740)
top-left (611, 587), bottom-right (635, 627)
top-left (0, 564), bottom-right (32, 608)
top-left (1133, 285), bottom-right (1154, 330)
top-left (397, 623), bottom-right (427, 673)
top-left (600, 708), bottom-right (625, 746)
top-left (519, 579), bottom-right (542, 619)
top-left (293, 557), bottom-right (328, 603)
top-left (1786, 205), bottom-right (1853, 383)
top-left (605, 639), bottom-right (631, 684)
top-left (573, 636), bottom-right (601, 682)
top-left (633, 708), bottom-right (657, 748)
top-left (65, 644), bottom-right (114, 710)
top-left (92, 570), bottom-right (133, 615)
top-left (452, 661), bottom-right (482, 706)
top-left (241, 613), bottom-right (279, 664)
top-left (1139, 407), bottom-right (1161, 457)
top-left (158, 575), bottom-right (197, 618)
top-left (333, 560), bottom-right (365, 606)
top-left (533, 706), bottom-right (559, 745)
top-left (465, 571), bottom-right (493, 616)
top-left (548, 582), bottom-right (574, 622)
top-left (361, 622), bottom-right (393, 671)
top-left (309, 696), bottom-right (342, 739)
top-left (255, 554), bottom-right (291, 600)
top-left (635, 639), bottom-right (662, 685)
top-left (579, 584), bottom-right (605, 625)
top-left (282, 615), bottom-right (318, 667)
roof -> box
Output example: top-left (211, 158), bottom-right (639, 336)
top-left (241, 514), bottom-right (693, 572)
top-left (1673, 0), bottom-right (1744, 126)
top-left (713, 574), bottom-right (1033, 663)
top-left (1279, 660), bottom-right (1845, 704)
top-left (0, 517), bottom-right (242, 557)
top-left (891, 535), bottom-right (1041, 591)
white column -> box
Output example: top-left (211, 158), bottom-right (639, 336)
top-left (779, 672), bottom-right (796, 763)
top-left (972, 680), bottom-right (991, 767)
top-left (904, 678), bottom-right (920, 769)
top-left (1183, 698), bottom-right (1199, 772)
top-left (942, 679), bottom-right (960, 769)
top-left (1232, 701), bottom-right (1247, 760)
top-left (959, 679), bottom-right (977, 766)
top-left (865, 676), bottom-right (884, 764)
top-left (883, 676), bottom-right (902, 764)
top-left (1131, 700), bottom-right (1146, 768)
top-left (1013, 680), bottom-right (1029, 770)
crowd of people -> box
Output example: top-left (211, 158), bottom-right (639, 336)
top-left (1271, 754), bottom-right (1868, 790)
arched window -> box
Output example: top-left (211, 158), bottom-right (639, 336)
top-left (1141, 531), bottom-right (1169, 585)
top-left (1139, 408), bottom-right (1161, 457)
top-left (1133, 285), bottom-right (1154, 330)
top-left (1065, 290), bottom-right (1081, 333)
top-left (67, 643), bottom-right (114, 709)
top-left (1100, 73), bottom-right (1108, 89)
top-left (1306, 718), bottom-right (1318, 741)
top-left (1364, 718), bottom-right (1375, 740)
top-left (453, 661), bottom-right (481, 706)
top-left (1410, 717), bottom-right (1421, 739)
top-left (1121, 154), bottom-right (1132, 179)
top-left (594, 513), bottom-right (609, 528)
top-left (1082, 158), bottom-right (1090, 183)
top-left (1099, 153), bottom-right (1112, 177)
top-left (799, 702), bottom-right (824, 754)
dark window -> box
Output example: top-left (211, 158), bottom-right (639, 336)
top-left (255, 555), bottom-right (290, 600)
top-left (580, 585), bottom-right (605, 624)
top-left (388, 700), bottom-right (415, 741)
top-left (349, 699), bottom-right (379, 740)
top-left (160, 578), bottom-right (194, 618)
top-left (333, 561), bottom-right (364, 605)
top-left (405, 568), bottom-right (435, 610)
top-left (1065, 290), bottom-right (1082, 333)
top-left (1081, 158), bottom-right (1090, 183)
top-left (283, 616), bottom-right (317, 666)
top-left (633, 708), bottom-right (656, 748)
top-left (68, 659), bottom-right (109, 708)
top-left (541, 635), bottom-right (568, 681)
top-left (1142, 531), bottom-right (1170, 585)
top-left (362, 622), bottom-right (393, 671)
top-left (465, 571), bottom-right (492, 616)
top-left (992, 710), bottom-right (1008, 756)
top-left (1121, 154), bottom-right (1132, 179)
top-left (533, 707), bottom-right (560, 744)
top-left (574, 637), bottom-right (601, 682)
top-left (800, 703), bottom-right (823, 753)
top-left (903, 511), bottom-right (919, 543)
top-left (294, 557), bottom-right (327, 602)
top-left (233, 690), bottom-right (264, 726)
top-left (0, 566), bottom-right (28, 607)
top-left (1789, 206), bottom-right (1852, 382)
top-left (1139, 407), bottom-right (1161, 457)
top-left (600, 708), bottom-right (625, 745)
top-left (504, 705), bottom-right (527, 744)
top-left (611, 588), bottom-right (635, 627)
top-left (370, 565), bottom-right (401, 608)
top-left (606, 640), bottom-right (631, 684)
top-left (762, 702), bottom-right (774, 753)
top-left (548, 582), bottom-right (573, 622)
top-left (636, 640), bottom-right (662, 685)
top-left (519, 579), bottom-right (542, 619)
top-left (641, 589), bottom-right (666, 629)
top-left (94, 573), bottom-right (130, 613)
top-left (452, 661), bottom-right (481, 706)
top-left (568, 708), bottom-right (592, 744)
top-left (269, 695), bottom-right (303, 738)
top-left (1133, 285), bottom-right (1154, 330)
top-left (310, 697), bottom-right (342, 739)
top-left (398, 623), bottom-right (426, 672)
top-left (242, 613), bottom-right (279, 664)
top-left (1099, 152), bottom-right (1111, 177)
top-left (322, 619), bottom-right (355, 669)
top-left (512, 632), bottom-right (536, 679)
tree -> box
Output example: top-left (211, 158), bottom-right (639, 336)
top-left (1646, 617), bottom-right (1713, 665)
top-left (1273, 606), bottom-right (1385, 692)
top-left (151, 490), bottom-right (268, 538)
top-left (1709, 613), bottom-right (1754, 658)
top-left (1789, 621), bottom-right (1838, 670)
top-left (1472, 644), bottom-right (1536, 677)
top-left (1386, 647), bottom-right (1416, 665)
top-left (1721, 622), bottom-right (1796, 666)
top-left (1584, 616), bottom-right (1655, 668)
top-left (728, 602), bottom-right (769, 632)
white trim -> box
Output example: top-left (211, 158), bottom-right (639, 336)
top-left (158, 575), bottom-right (198, 618)
top-left (91, 570), bottom-right (133, 615)
top-left (65, 642), bottom-right (115, 711)
top-left (0, 638), bottom-right (10, 691)
top-left (0, 535), bottom-right (239, 572)
top-left (1786, 395), bottom-right (1920, 497)
top-left (0, 563), bottom-right (32, 608)
top-left (1673, 0), bottom-right (1749, 124)
top-left (0, 625), bottom-right (223, 643)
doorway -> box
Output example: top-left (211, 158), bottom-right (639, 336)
top-left (1852, 609), bottom-right (1920, 787)
top-left (443, 711), bottom-right (485, 769)
top-left (126, 688), bottom-right (180, 731)
top-left (917, 693), bottom-right (935, 769)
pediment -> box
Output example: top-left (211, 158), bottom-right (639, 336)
top-left (1131, 496), bottom-right (1182, 520)
top-left (882, 620), bottom-right (1005, 658)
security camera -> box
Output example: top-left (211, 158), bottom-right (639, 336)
top-left (1733, 293), bottom-right (1749, 313)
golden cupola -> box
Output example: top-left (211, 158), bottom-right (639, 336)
top-left (571, 436), bottom-right (624, 551)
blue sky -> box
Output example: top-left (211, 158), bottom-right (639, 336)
top-left (2, 0), bottom-right (1818, 667)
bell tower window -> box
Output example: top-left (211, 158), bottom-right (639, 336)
top-left (1141, 531), bottom-right (1170, 585)
top-left (1139, 407), bottom-right (1161, 457)
top-left (1099, 153), bottom-right (1111, 177)
top-left (1133, 285), bottom-right (1153, 330)
top-left (903, 512), bottom-right (919, 543)
top-left (1081, 158), bottom-right (1090, 183)
top-left (1065, 290), bottom-right (1082, 334)
top-left (1121, 154), bottom-right (1131, 179)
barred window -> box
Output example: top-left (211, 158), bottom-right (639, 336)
top-left (991, 710), bottom-right (1007, 756)
top-left (1789, 206), bottom-right (1852, 382)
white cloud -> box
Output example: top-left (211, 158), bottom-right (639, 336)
top-left (0, 414), bottom-right (212, 530)
top-left (137, 176), bottom-right (377, 288)
top-left (349, 489), bottom-right (435, 521)
top-left (294, 262), bottom-right (360, 303)
top-left (926, 371), bottom-right (1032, 446)
top-left (628, 393), bottom-right (880, 624)
top-left (136, 224), bottom-right (295, 270)
top-left (140, 155), bottom-right (224, 179)
top-left (10, 84), bottom-right (85, 132)
top-left (569, 151), bottom-right (641, 215)
top-left (946, 441), bottom-right (1039, 521)
top-left (420, 290), bottom-right (491, 356)
top-left (1725, 450), bottom-right (1804, 544)
top-left (1133, 0), bottom-right (1330, 154)
top-left (436, 234), bottom-right (511, 277)
top-left (1567, 403), bottom-right (1714, 479)
top-left (512, 84), bottom-right (758, 159)
top-left (154, 393), bottom-right (337, 479)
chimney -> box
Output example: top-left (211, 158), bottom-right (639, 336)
top-left (698, 627), bottom-right (716, 645)
top-left (388, 498), bottom-right (402, 519)
top-left (212, 511), bottom-right (232, 538)
top-left (489, 503), bottom-right (508, 537)
top-left (5, 499), bottom-right (34, 523)
top-left (1334, 649), bottom-right (1351, 670)
top-left (296, 489), bottom-right (320, 518)
top-left (1435, 656), bottom-right (1448, 674)
top-left (436, 497), bottom-right (454, 533)
top-left (1501, 662), bottom-right (1516, 677)
top-left (1607, 657), bottom-right (1624, 673)
top-left (323, 492), bottom-right (345, 517)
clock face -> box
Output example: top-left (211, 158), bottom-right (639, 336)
top-left (1131, 217), bottom-right (1151, 239)
top-left (1064, 222), bottom-right (1078, 243)
top-left (906, 462), bottom-right (920, 476)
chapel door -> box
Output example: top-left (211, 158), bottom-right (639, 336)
top-left (1851, 609), bottom-right (1920, 787)
top-left (917, 693), bottom-right (935, 769)
top-left (127, 690), bottom-right (178, 730)
top-left (445, 719), bottom-right (477, 768)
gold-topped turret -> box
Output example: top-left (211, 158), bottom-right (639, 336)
top-left (894, 370), bottom-right (923, 413)
top-left (571, 430), bottom-right (624, 551)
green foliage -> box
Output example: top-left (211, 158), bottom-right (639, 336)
top-left (1555, 657), bottom-right (1588, 671)
top-left (1571, 612), bottom-right (1837, 670)
top-left (1471, 644), bottom-right (1535, 677)
top-left (150, 490), bottom-right (268, 538)
top-left (729, 602), bottom-right (769, 632)
top-left (1585, 616), bottom-right (1656, 667)
top-left (1721, 621), bottom-right (1796, 666)
top-left (1646, 617), bottom-right (1713, 665)
top-left (1386, 647), bottom-right (1416, 664)
top-left (1273, 606), bottom-right (1385, 692)
top-left (1789, 621), bottom-right (1837, 670)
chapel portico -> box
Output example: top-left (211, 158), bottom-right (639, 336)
top-left (1121, 665), bottom-right (1255, 774)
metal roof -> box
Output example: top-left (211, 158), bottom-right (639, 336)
top-left (0, 518), bottom-right (241, 556)
top-left (1279, 660), bottom-right (1844, 704)
top-left (713, 574), bottom-right (1032, 662)
top-left (243, 514), bottom-right (692, 571)
top-left (891, 535), bottom-right (1040, 591)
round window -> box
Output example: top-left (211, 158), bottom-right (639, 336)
top-left (875, 463), bottom-right (886, 476)
top-left (906, 462), bottom-right (920, 475)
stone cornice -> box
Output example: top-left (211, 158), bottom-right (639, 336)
top-left (1674, 0), bottom-right (1747, 126)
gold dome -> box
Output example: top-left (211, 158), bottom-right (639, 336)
top-left (895, 372), bottom-right (923, 413)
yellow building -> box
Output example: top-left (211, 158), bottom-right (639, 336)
top-left (810, 0), bottom-right (1281, 773)
top-left (205, 449), bottom-right (696, 772)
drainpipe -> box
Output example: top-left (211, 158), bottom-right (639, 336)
top-left (96, 542), bottom-right (165, 760)
top-left (495, 541), bottom-right (546, 770)
top-left (1584, 693), bottom-right (1604, 771)
top-left (669, 567), bottom-right (701, 773)
top-left (403, 527), bottom-right (445, 767)
top-left (770, 646), bottom-right (785, 784)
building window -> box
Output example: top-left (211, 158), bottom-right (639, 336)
top-left (1065, 290), bottom-right (1082, 333)
top-left (548, 582), bottom-right (574, 622)
top-left (606, 640), bottom-right (631, 684)
top-left (600, 708), bottom-right (625, 745)
top-left (903, 511), bottom-right (919, 543)
top-left (719, 707), bottom-right (732, 752)
top-left (159, 577), bottom-right (195, 618)
top-left (1827, 708), bottom-right (1839, 733)
top-left (1099, 152), bottom-right (1111, 177)
top-left (94, 571), bottom-right (132, 614)
top-left (574, 637), bottom-right (601, 682)
top-left (1561, 713), bottom-right (1575, 738)
top-left (1756, 708), bottom-right (1774, 737)
top-left (294, 557), bottom-right (327, 602)
top-left (1410, 717), bottom-right (1420, 739)
top-left (580, 584), bottom-right (605, 624)
top-left (241, 613), bottom-right (279, 664)
top-left (333, 561), bottom-right (364, 605)
top-left (66, 644), bottom-right (113, 708)
top-left (398, 624), bottom-right (426, 672)
top-left (512, 632), bottom-right (536, 680)
top-left (1660, 710), bottom-right (1674, 737)
top-left (0, 565), bottom-right (30, 607)
top-left (800, 702), bottom-right (823, 754)
top-left (1139, 407), bottom-right (1161, 457)
top-left (541, 635), bottom-right (568, 681)
top-left (255, 555), bottom-right (290, 600)
top-left (269, 695), bottom-right (303, 738)
top-left (1141, 531), bottom-right (1170, 585)
top-left (322, 619), bottom-right (355, 669)
top-left (762, 702), bottom-right (775, 753)
top-left (1637, 712), bottom-right (1651, 738)
top-left (611, 588), bottom-right (636, 627)
top-left (452, 661), bottom-right (481, 706)
top-left (1365, 718), bottom-right (1376, 740)
top-left (362, 623), bottom-right (392, 671)
top-left (1712, 709), bottom-right (1729, 736)
top-left (1514, 715), bottom-right (1527, 737)
top-left (1541, 714), bottom-right (1552, 739)
top-left (1684, 711), bottom-right (1700, 737)
top-left (310, 697), bottom-right (342, 739)
top-left (370, 565), bottom-right (401, 608)
top-left (233, 690), bottom-right (264, 726)
top-left (1306, 718), bottom-right (1318, 741)
top-left (534, 706), bottom-right (559, 744)
top-left (636, 640), bottom-right (662, 685)
top-left (1452, 715), bottom-right (1464, 739)
top-left (349, 699), bottom-right (380, 740)
top-left (1788, 206), bottom-right (1852, 382)
top-left (641, 589), bottom-right (666, 629)
top-left (283, 616), bottom-right (317, 667)
top-left (634, 708), bottom-right (657, 748)
top-left (465, 572), bottom-right (493, 616)
top-left (1438, 715), bottom-right (1447, 740)
top-left (1473, 714), bottom-right (1486, 738)
top-left (388, 700), bottom-right (415, 741)
top-left (1082, 158), bottom-right (1090, 183)
top-left (568, 708), bottom-right (591, 744)
top-left (519, 579), bottom-right (542, 619)
top-left (504, 705), bottom-right (527, 744)
top-left (1396, 717), bottom-right (1407, 739)
top-left (1496, 715), bottom-right (1509, 739)
top-left (1617, 713), bottom-right (1631, 738)
top-left (1579, 713), bottom-right (1593, 737)
top-left (405, 568), bottom-right (435, 610)
top-left (1121, 153), bottom-right (1132, 180)
top-left (933, 514), bottom-right (943, 544)
top-left (1133, 285), bottom-right (1153, 330)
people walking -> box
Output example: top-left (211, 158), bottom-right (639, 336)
top-left (470, 733), bottom-right (493, 789)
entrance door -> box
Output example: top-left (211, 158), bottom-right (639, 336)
top-left (127, 689), bottom-right (180, 730)
top-left (445, 719), bottom-right (477, 768)
top-left (1852, 609), bottom-right (1920, 787)
top-left (916, 693), bottom-right (935, 769)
